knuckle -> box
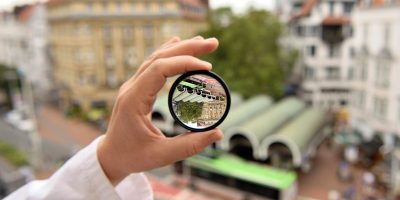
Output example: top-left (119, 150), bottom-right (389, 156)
top-left (186, 143), bottom-right (199, 157)
top-left (151, 59), bottom-right (164, 72)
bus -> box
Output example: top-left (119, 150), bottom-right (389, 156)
top-left (183, 153), bottom-right (297, 200)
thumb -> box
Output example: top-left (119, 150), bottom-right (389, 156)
top-left (161, 129), bottom-right (224, 163)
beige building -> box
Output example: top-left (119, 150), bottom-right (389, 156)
top-left (47, 0), bottom-right (209, 112)
top-left (198, 100), bottom-right (226, 126)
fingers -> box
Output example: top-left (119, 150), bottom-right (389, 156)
top-left (158, 129), bottom-right (224, 163)
top-left (134, 37), bottom-right (218, 79)
top-left (154, 37), bottom-right (218, 60)
top-left (159, 36), bottom-right (181, 50)
top-left (135, 55), bottom-right (212, 99)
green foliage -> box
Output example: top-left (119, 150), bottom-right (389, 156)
top-left (201, 8), bottom-right (298, 99)
top-left (175, 101), bottom-right (203, 123)
top-left (0, 141), bottom-right (29, 167)
top-left (0, 64), bottom-right (21, 108)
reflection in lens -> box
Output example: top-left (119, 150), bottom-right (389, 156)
top-left (172, 74), bottom-right (228, 129)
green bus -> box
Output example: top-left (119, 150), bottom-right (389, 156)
top-left (184, 153), bottom-right (297, 200)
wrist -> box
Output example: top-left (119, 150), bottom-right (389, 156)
top-left (97, 136), bottom-right (128, 186)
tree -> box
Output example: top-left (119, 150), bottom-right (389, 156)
top-left (175, 101), bottom-right (203, 123)
top-left (200, 8), bottom-right (298, 99)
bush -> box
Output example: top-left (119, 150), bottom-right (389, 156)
top-left (0, 141), bottom-right (29, 167)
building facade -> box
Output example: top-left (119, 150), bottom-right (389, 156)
top-left (0, 4), bottom-right (52, 102)
top-left (278, 0), bottom-right (356, 109)
top-left (47, 0), bottom-right (209, 112)
top-left (350, 0), bottom-right (400, 143)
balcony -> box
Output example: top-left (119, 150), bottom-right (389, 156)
top-left (321, 16), bottom-right (351, 44)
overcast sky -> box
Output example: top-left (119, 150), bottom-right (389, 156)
top-left (210, 0), bottom-right (276, 13)
top-left (1, 0), bottom-right (275, 12)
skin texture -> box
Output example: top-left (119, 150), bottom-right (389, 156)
top-left (97, 36), bottom-right (223, 186)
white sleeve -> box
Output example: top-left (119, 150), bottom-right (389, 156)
top-left (5, 136), bottom-right (153, 200)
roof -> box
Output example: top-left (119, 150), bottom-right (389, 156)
top-left (14, 5), bottom-right (35, 23)
top-left (222, 98), bottom-right (306, 150)
top-left (218, 95), bottom-right (273, 131)
top-left (322, 16), bottom-right (351, 25)
top-left (259, 109), bottom-right (326, 165)
top-left (179, 81), bottom-right (198, 89)
top-left (186, 154), bottom-right (297, 189)
top-left (152, 94), bottom-right (328, 167)
top-left (292, 0), bottom-right (318, 20)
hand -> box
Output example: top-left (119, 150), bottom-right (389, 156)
top-left (97, 36), bottom-right (223, 185)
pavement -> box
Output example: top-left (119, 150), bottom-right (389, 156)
top-left (297, 141), bottom-right (384, 199)
top-left (36, 105), bottom-right (101, 147)
top-left (1, 104), bottom-right (386, 199)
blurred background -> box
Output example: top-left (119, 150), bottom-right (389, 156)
top-left (0, 0), bottom-right (399, 199)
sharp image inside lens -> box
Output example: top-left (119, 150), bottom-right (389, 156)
top-left (171, 73), bottom-right (228, 130)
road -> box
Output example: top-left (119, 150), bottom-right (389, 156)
top-left (0, 119), bottom-right (72, 167)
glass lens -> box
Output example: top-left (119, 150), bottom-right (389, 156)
top-left (171, 74), bottom-right (228, 129)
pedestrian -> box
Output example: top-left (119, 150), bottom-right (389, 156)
top-left (4, 36), bottom-right (222, 199)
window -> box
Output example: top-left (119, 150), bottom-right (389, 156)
top-left (357, 91), bottom-right (366, 109)
top-left (143, 24), bottom-right (154, 54)
top-left (375, 61), bottom-right (390, 88)
top-left (325, 66), bottom-right (340, 80)
top-left (348, 67), bottom-right (354, 80)
top-left (124, 47), bottom-right (137, 67)
top-left (310, 26), bottom-right (319, 36)
top-left (102, 2), bottom-right (108, 11)
top-left (143, 24), bottom-right (154, 41)
top-left (90, 74), bottom-right (96, 85)
top-left (103, 25), bottom-right (112, 41)
top-left (144, 2), bottom-right (150, 11)
top-left (79, 73), bottom-right (86, 85)
top-left (87, 2), bottom-right (93, 12)
top-left (329, 1), bottom-right (335, 15)
top-left (307, 45), bottom-right (316, 57)
top-left (304, 67), bottom-right (315, 80)
top-left (343, 2), bottom-right (354, 15)
top-left (106, 70), bottom-right (118, 88)
top-left (116, 1), bottom-right (122, 12)
top-left (295, 25), bottom-right (304, 36)
top-left (105, 48), bottom-right (114, 67)
top-left (122, 25), bottom-right (134, 41)
top-left (383, 24), bottom-right (390, 46)
top-left (374, 97), bottom-right (388, 119)
top-left (159, 0), bottom-right (164, 11)
top-left (363, 23), bottom-right (369, 44)
top-left (398, 99), bottom-right (400, 122)
top-left (328, 44), bottom-right (340, 58)
top-left (349, 47), bottom-right (355, 58)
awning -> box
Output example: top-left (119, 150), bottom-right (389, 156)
top-left (259, 109), bottom-right (326, 166)
top-left (322, 16), bottom-right (350, 25)
top-left (221, 98), bottom-right (306, 157)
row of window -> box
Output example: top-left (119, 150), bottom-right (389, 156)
top-left (304, 66), bottom-right (343, 81)
top-left (304, 60), bottom-right (392, 88)
top-left (353, 91), bottom-right (395, 120)
top-left (305, 44), bottom-right (349, 58)
top-left (291, 1), bottom-right (354, 16)
top-left (85, 1), bottom-right (169, 14)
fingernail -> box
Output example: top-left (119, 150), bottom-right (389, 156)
top-left (210, 131), bottom-right (223, 141)
top-left (201, 60), bottom-right (212, 68)
top-left (192, 35), bottom-right (204, 40)
top-left (205, 37), bottom-right (217, 42)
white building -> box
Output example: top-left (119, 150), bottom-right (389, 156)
top-left (350, 0), bottom-right (400, 143)
top-left (350, 0), bottom-right (400, 195)
top-left (278, 0), bottom-right (356, 109)
top-left (351, 0), bottom-right (400, 142)
top-left (0, 4), bottom-right (52, 100)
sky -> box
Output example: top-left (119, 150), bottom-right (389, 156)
top-left (0, 0), bottom-right (276, 12)
top-left (210, 0), bottom-right (276, 13)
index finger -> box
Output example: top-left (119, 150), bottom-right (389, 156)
top-left (132, 56), bottom-right (212, 113)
